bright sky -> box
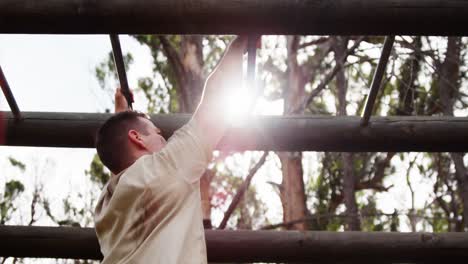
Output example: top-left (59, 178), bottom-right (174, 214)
top-left (0, 34), bottom-right (434, 240)
top-left (0, 35), bottom-right (151, 226)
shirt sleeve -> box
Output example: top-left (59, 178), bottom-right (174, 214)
top-left (155, 118), bottom-right (213, 183)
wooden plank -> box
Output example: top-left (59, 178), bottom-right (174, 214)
top-left (0, 226), bottom-right (467, 262)
top-left (0, 0), bottom-right (467, 35)
top-left (3, 111), bottom-right (468, 152)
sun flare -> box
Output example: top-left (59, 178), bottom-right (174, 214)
top-left (224, 87), bottom-right (255, 126)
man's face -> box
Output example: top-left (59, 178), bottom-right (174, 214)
top-left (138, 117), bottom-right (167, 153)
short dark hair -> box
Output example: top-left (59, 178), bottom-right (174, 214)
top-left (95, 111), bottom-right (150, 174)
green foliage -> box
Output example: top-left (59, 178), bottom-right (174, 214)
top-left (133, 35), bottom-right (180, 113)
top-left (0, 180), bottom-right (25, 224)
top-left (8, 157), bottom-right (26, 172)
top-left (95, 51), bottom-right (134, 90)
top-left (430, 211), bottom-right (449, 232)
top-left (202, 35), bottom-right (234, 74)
top-left (90, 34), bottom-right (467, 234)
top-left (422, 153), bottom-right (465, 231)
top-left (306, 152), bottom-right (344, 230)
top-left (360, 196), bottom-right (398, 232)
top-left (59, 197), bottom-right (85, 227)
top-left (212, 155), bottom-right (268, 229)
top-left (306, 151), bottom-right (397, 231)
top-left (85, 154), bottom-right (111, 189)
top-left (235, 185), bottom-right (267, 229)
top-left (1, 156), bottom-right (27, 225)
top-left (43, 192), bottom-right (95, 228)
top-left (305, 98), bottom-right (331, 115)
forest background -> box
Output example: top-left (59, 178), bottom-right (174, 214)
top-left (0, 34), bottom-right (467, 263)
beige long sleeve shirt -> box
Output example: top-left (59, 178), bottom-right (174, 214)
top-left (94, 119), bottom-right (212, 263)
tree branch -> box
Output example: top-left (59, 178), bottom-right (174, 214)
top-left (294, 37), bottom-right (364, 113)
top-left (218, 152), bottom-right (268, 229)
top-left (358, 152), bottom-right (396, 191)
top-left (158, 36), bottom-right (190, 112)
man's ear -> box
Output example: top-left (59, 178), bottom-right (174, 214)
top-left (128, 130), bottom-right (147, 150)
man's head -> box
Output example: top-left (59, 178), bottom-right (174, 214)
top-left (95, 111), bottom-right (166, 174)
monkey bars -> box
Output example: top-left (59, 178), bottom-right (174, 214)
top-left (0, 226), bottom-right (467, 263)
top-left (1, 0), bottom-right (468, 35)
top-left (3, 111), bottom-right (468, 152)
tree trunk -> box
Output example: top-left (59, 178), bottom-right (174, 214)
top-left (333, 36), bottom-right (361, 231)
top-left (277, 36), bottom-right (308, 230)
top-left (450, 153), bottom-right (468, 230)
top-left (396, 37), bottom-right (421, 116)
top-left (278, 152), bottom-right (307, 230)
top-left (179, 36), bottom-right (213, 228)
top-left (342, 152), bottom-right (360, 231)
top-left (398, 37), bottom-right (422, 232)
top-left (160, 35), bottom-right (213, 227)
top-left (180, 35), bottom-right (205, 112)
top-left (438, 37), bottom-right (467, 231)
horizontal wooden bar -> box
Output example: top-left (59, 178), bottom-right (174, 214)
top-left (0, 226), bottom-right (466, 263)
top-left (3, 111), bottom-right (468, 152)
top-left (1, 0), bottom-right (467, 35)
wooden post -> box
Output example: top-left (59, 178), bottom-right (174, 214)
top-left (1, 0), bottom-right (467, 35)
top-left (3, 111), bottom-right (468, 152)
top-left (0, 226), bottom-right (467, 262)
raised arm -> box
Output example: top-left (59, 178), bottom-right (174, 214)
top-left (114, 88), bottom-right (131, 113)
top-left (193, 36), bottom-right (250, 149)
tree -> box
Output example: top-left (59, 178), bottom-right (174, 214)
top-left (89, 35), bottom-right (468, 238)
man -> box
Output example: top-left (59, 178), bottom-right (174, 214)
top-left (94, 36), bottom-right (251, 263)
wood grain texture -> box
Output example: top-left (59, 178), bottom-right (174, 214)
top-left (0, 226), bottom-right (467, 262)
top-left (3, 111), bottom-right (468, 151)
top-left (0, 0), bottom-right (467, 35)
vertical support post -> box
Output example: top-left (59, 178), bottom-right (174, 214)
top-left (110, 34), bottom-right (133, 109)
top-left (361, 36), bottom-right (395, 126)
top-left (0, 65), bottom-right (21, 120)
